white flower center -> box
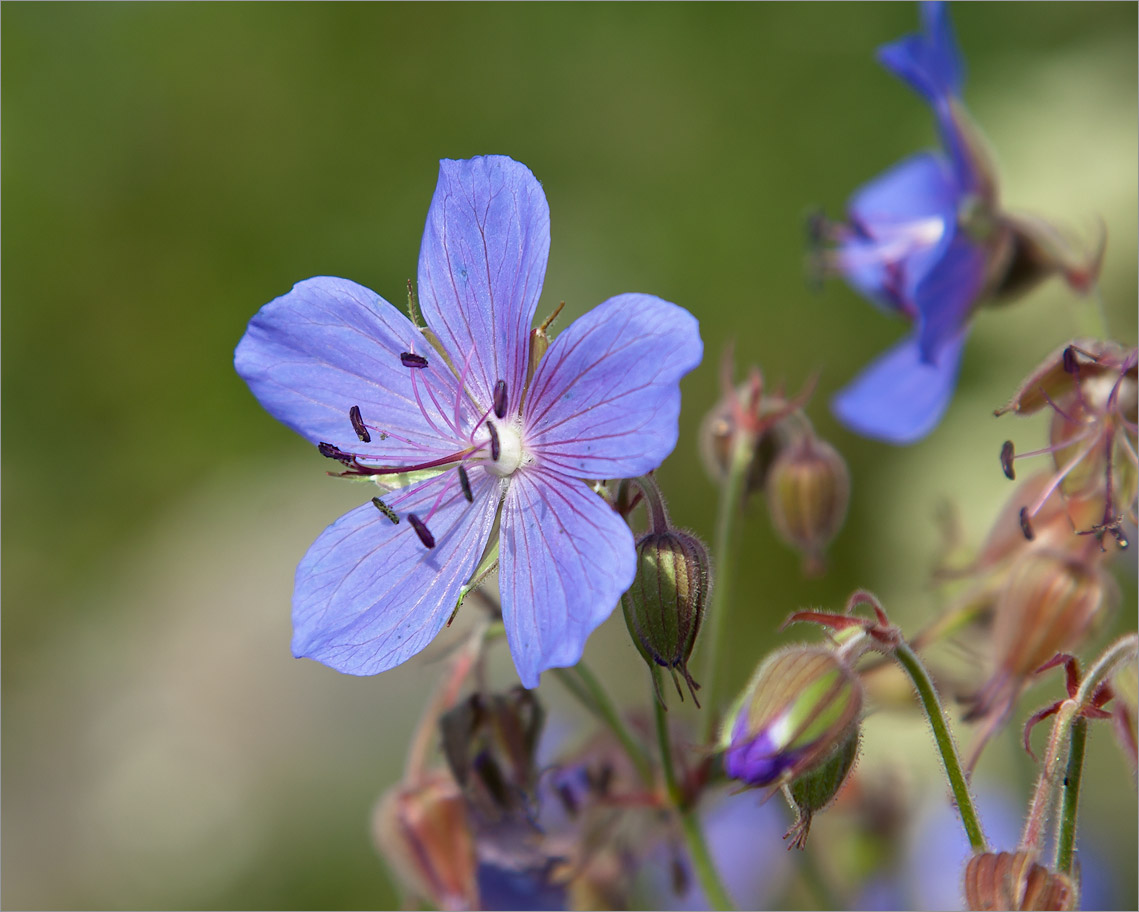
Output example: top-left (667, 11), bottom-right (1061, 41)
top-left (483, 421), bottom-right (524, 477)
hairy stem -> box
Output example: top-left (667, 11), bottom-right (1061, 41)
top-left (1053, 716), bottom-right (1087, 875)
top-left (653, 668), bottom-right (734, 911)
top-left (700, 433), bottom-right (754, 743)
top-left (892, 641), bottom-right (988, 852)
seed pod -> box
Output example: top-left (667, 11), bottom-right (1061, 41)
top-left (722, 646), bottom-right (862, 789)
top-left (371, 771), bottom-right (478, 911)
top-left (621, 529), bottom-right (709, 704)
top-left (785, 729), bottom-right (859, 849)
top-left (765, 434), bottom-right (850, 575)
top-left (963, 851), bottom-right (1076, 911)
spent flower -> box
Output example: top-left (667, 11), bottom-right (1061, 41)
top-left (235, 155), bottom-right (702, 687)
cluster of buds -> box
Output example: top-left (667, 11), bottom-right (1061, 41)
top-left (700, 352), bottom-right (850, 575)
top-left (720, 644), bottom-right (863, 848)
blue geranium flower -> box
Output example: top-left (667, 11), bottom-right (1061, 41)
top-left (235, 155), bottom-right (702, 688)
top-left (821, 2), bottom-right (994, 445)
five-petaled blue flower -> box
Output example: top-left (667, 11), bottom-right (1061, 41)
top-left (235, 155), bottom-right (703, 688)
top-left (821, 1), bottom-right (995, 445)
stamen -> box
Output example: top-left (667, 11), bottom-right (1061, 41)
top-left (371, 496), bottom-right (399, 524)
top-left (350, 405), bottom-right (371, 443)
top-left (407, 513), bottom-right (435, 549)
top-left (1000, 441), bottom-right (1016, 480)
top-left (493, 379), bottom-right (508, 419)
top-left (401, 352), bottom-right (429, 369)
top-left (1062, 346), bottom-right (1079, 375)
top-left (318, 442), bottom-right (355, 465)
top-left (486, 421), bottom-right (501, 462)
top-left (1018, 507), bottom-right (1035, 541)
top-left (458, 465), bottom-right (473, 503)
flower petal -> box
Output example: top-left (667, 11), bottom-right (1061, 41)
top-left (417, 156), bottom-right (550, 420)
top-left (292, 469), bottom-right (500, 675)
top-left (498, 467), bottom-right (636, 688)
top-left (913, 229), bottom-right (986, 363)
top-left (234, 276), bottom-right (467, 463)
top-left (831, 330), bottom-right (968, 445)
top-left (876, 0), bottom-right (963, 105)
top-left (523, 294), bottom-right (703, 479)
top-left (840, 153), bottom-right (957, 314)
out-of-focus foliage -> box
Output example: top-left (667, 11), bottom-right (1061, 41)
top-left (2, 3), bottom-right (1135, 909)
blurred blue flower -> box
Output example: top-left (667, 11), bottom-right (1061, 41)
top-left (235, 155), bottom-right (702, 688)
top-left (823, 2), bottom-right (993, 445)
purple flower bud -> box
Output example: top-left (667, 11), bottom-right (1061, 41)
top-left (963, 850), bottom-right (1076, 911)
top-left (764, 434), bottom-right (850, 576)
top-left (723, 646), bottom-right (862, 789)
top-left (621, 529), bottom-right (709, 704)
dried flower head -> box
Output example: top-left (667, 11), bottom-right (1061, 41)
top-left (963, 850), bottom-right (1075, 911)
top-left (997, 339), bottom-right (1138, 552)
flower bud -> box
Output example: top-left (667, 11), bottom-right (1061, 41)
top-left (765, 434), bottom-right (850, 575)
top-left (993, 549), bottom-right (1108, 681)
top-left (967, 548), bottom-right (1109, 724)
top-left (785, 729), bottom-right (859, 849)
top-left (722, 646), bottom-right (862, 789)
top-left (963, 851), bottom-right (1076, 911)
top-left (622, 529), bottom-right (709, 703)
top-left (372, 771), bottom-right (478, 911)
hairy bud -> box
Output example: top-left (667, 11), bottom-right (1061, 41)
top-left (372, 771), bottom-right (478, 911)
top-left (963, 851), bottom-right (1076, 911)
top-left (622, 529), bottom-right (709, 704)
top-left (722, 646), bottom-right (862, 789)
top-left (967, 548), bottom-right (1110, 725)
top-left (765, 433), bottom-right (850, 575)
top-left (785, 729), bottom-right (859, 849)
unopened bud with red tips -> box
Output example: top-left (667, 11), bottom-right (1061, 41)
top-left (765, 433), bottom-right (850, 575)
top-left (721, 646), bottom-right (862, 790)
top-left (963, 850), bottom-right (1076, 911)
top-left (371, 771), bottom-right (478, 911)
top-left (622, 528), bottom-right (709, 704)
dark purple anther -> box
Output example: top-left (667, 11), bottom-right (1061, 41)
top-left (458, 465), bottom-right (473, 502)
top-left (1019, 507), bottom-right (1035, 541)
top-left (486, 421), bottom-right (500, 461)
top-left (400, 352), bottom-right (429, 369)
top-left (408, 513), bottom-right (435, 549)
top-left (350, 405), bottom-right (371, 443)
top-left (318, 442), bottom-right (353, 465)
top-left (493, 379), bottom-right (508, 419)
top-left (1000, 441), bottom-right (1016, 480)
top-left (1062, 346), bottom-right (1079, 375)
top-left (371, 496), bottom-right (399, 524)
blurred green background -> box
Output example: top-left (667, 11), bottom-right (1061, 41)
top-left (3, 3), bottom-right (1136, 909)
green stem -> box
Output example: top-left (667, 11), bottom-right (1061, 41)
top-left (892, 641), bottom-right (987, 852)
top-left (700, 433), bottom-right (754, 743)
top-left (1021, 633), bottom-right (1137, 855)
top-left (653, 668), bottom-right (734, 911)
top-left (554, 663), bottom-right (654, 785)
top-left (1053, 716), bottom-right (1087, 875)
